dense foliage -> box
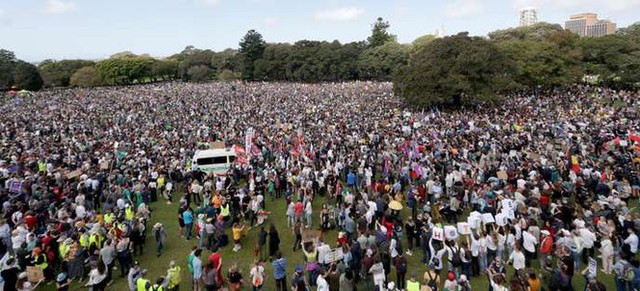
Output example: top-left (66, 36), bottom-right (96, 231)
top-left (1, 19), bottom-right (638, 103)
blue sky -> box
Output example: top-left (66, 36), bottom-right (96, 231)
top-left (1, 0), bottom-right (639, 62)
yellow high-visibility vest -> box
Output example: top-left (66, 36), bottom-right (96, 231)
top-left (35, 254), bottom-right (48, 270)
top-left (220, 204), bottom-right (230, 217)
top-left (136, 278), bottom-right (150, 291)
top-left (125, 207), bottom-right (134, 221)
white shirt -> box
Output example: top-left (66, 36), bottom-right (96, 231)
top-left (522, 231), bottom-right (538, 253)
top-left (580, 228), bottom-right (597, 249)
top-left (316, 275), bottom-right (329, 291)
top-left (509, 250), bottom-right (526, 270)
top-left (624, 233), bottom-right (638, 254)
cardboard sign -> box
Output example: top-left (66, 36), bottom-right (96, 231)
top-left (501, 199), bottom-right (514, 212)
top-left (26, 266), bottom-right (43, 283)
top-left (432, 227), bottom-right (444, 241)
top-left (457, 222), bottom-right (471, 235)
top-left (65, 170), bottom-right (82, 180)
top-left (481, 213), bottom-right (495, 224)
top-left (444, 225), bottom-right (458, 240)
top-left (497, 171), bottom-right (508, 180)
top-left (211, 141), bottom-right (226, 149)
top-left (302, 230), bottom-right (322, 243)
top-left (100, 162), bottom-right (109, 170)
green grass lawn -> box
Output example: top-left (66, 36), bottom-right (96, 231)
top-left (40, 192), bottom-right (635, 290)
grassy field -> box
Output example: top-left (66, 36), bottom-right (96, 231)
top-left (41, 191), bottom-right (636, 290)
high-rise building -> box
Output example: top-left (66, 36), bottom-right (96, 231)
top-left (565, 13), bottom-right (616, 37)
top-left (518, 7), bottom-right (538, 27)
top-left (586, 20), bottom-right (617, 37)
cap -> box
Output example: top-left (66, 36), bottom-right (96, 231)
top-left (295, 265), bottom-right (303, 272)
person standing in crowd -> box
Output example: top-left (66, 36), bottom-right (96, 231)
top-left (271, 251), bottom-right (287, 291)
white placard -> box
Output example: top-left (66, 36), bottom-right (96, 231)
top-left (588, 257), bottom-right (597, 277)
top-left (495, 213), bottom-right (507, 226)
top-left (445, 225), bottom-right (458, 240)
top-left (432, 227), bottom-right (444, 241)
top-left (468, 217), bottom-right (481, 229)
top-left (481, 213), bottom-right (495, 224)
top-left (457, 222), bottom-right (471, 235)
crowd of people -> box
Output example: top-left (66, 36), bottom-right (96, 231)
top-left (0, 81), bottom-right (638, 291)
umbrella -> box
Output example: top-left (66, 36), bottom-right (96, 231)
top-left (389, 200), bottom-right (403, 211)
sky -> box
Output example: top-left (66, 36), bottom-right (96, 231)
top-left (1, 0), bottom-right (639, 62)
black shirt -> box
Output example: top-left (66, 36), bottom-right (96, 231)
top-left (1, 267), bottom-right (20, 291)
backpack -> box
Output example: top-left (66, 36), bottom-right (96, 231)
top-left (451, 247), bottom-right (462, 267)
top-left (397, 257), bottom-right (407, 273)
top-left (426, 271), bottom-right (439, 291)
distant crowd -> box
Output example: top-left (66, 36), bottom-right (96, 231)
top-left (0, 82), bottom-right (638, 291)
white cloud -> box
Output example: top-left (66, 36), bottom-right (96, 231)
top-left (315, 7), bottom-right (364, 21)
top-left (197, 0), bottom-right (222, 6)
top-left (445, 0), bottom-right (483, 18)
top-left (43, 0), bottom-right (75, 14)
top-left (264, 17), bottom-right (279, 27)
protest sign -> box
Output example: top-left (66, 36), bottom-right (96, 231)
top-left (481, 213), bottom-right (495, 224)
top-left (324, 248), bottom-right (344, 264)
top-left (495, 213), bottom-right (507, 226)
top-left (497, 171), bottom-right (508, 180)
top-left (588, 257), bottom-right (597, 277)
top-left (26, 266), bottom-right (43, 282)
top-left (468, 216), bottom-right (481, 229)
top-left (302, 230), bottom-right (322, 243)
top-left (444, 225), bottom-right (458, 240)
top-left (457, 222), bottom-right (471, 235)
top-left (9, 181), bottom-right (22, 194)
top-left (432, 227), bottom-right (444, 241)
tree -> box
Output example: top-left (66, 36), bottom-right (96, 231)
top-left (367, 17), bottom-right (396, 48)
top-left (187, 65), bottom-right (212, 82)
top-left (254, 43), bottom-right (292, 81)
top-left (0, 49), bottom-right (17, 89)
top-left (70, 66), bottom-right (102, 87)
top-left (579, 34), bottom-right (640, 88)
top-left (96, 54), bottom-right (155, 85)
top-left (357, 42), bottom-right (410, 81)
top-left (497, 40), bottom-right (581, 88)
top-left (238, 29), bottom-right (266, 80)
top-left (152, 59), bottom-right (178, 81)
top-left (394, 32), bottom-right (514, 107)
top-left (13, 62), bottom-right (43, 90)
top-left (38, 59), bottom-right (94, 87)
top-left (218, 69), bottom-right (239, 82)
top-left (488, 22), bottom-right (565, 42)
top-left (411, 35), bottom-right (436, 52)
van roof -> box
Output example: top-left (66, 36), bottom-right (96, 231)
top-left (193, 148), bottom-right (236, 159)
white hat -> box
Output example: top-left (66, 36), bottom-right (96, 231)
top-left (541, 230), bottom-right (550, 236)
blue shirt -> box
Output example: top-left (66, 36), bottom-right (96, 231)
top-left (346, 173), bottom-right (356, 186)
top-left (272, 258), bottom-right (287, 280)
top-left (183, 211), bottom-right (194, 224)
top-left (192, 257), bottom-right (203, 279)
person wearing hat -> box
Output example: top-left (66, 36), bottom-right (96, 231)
top-left (135, 268), bottom-right (151, 291)
top-left (539, 230), bottom-right (553, 266)
top-left (56, 271), bottom-right (70, 291)
top-left (154, 222), bottom-right (168, 257)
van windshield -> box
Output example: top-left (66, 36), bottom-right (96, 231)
top-left (197, 156), bottom-right (228, 165)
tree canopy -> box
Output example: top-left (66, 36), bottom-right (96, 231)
top-left (394, 32), bottom-right (514, 107)
top-left (239, 30), bottom-right (266, 80)
top-left (367, 17), bottom-right (396, 47)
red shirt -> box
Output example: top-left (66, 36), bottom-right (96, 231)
top-left (294, 202), bottom-right (303, 215)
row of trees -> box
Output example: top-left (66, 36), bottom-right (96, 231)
top-left (1, 18), bottom-right (638, 108)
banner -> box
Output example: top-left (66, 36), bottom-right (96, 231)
top-left (245, 128), bottom-right (254, 155)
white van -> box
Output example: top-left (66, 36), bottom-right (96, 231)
top-left (192, 148), bottom-right (236, 175)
